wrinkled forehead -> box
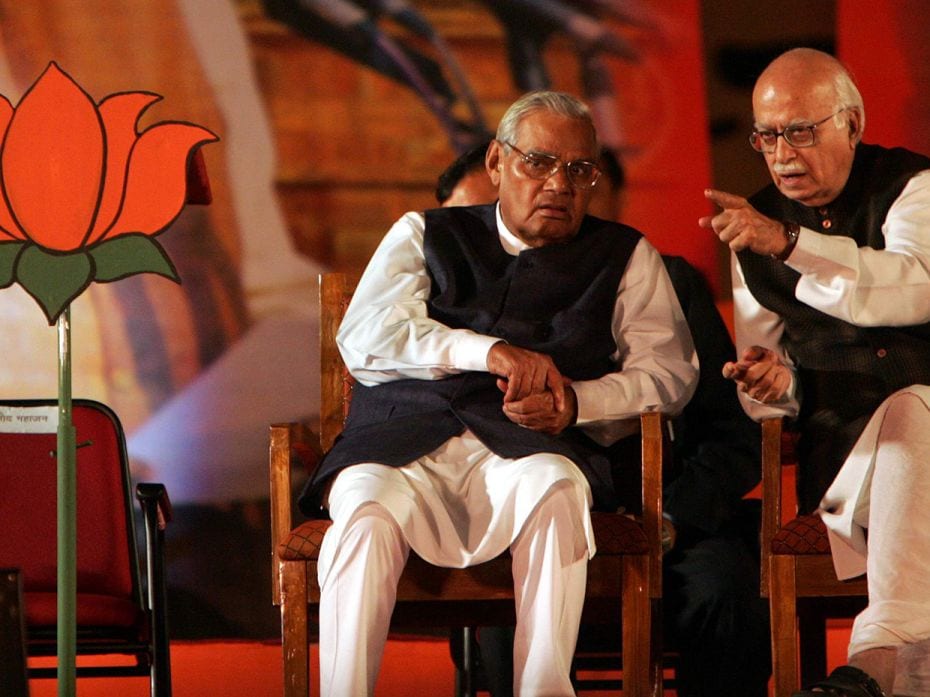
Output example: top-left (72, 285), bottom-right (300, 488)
top-left (752, 71), bottom-right (837, 125)
top-left (513, 110), bottom-right (598, 156)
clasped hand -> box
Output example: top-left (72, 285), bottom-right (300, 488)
top-left (486, 342), bottom-right (577, 435)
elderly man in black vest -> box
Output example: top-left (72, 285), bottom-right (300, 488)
top-left (299, 90), bottom-right (698, 696)
top-left (700, 48), bottom-right (930, 696)
top-left (439, 144), bottom-right (771, 697)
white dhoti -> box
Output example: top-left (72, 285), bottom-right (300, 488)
top-left (317, 429), bottom-right (594, 697)
top-left (818, 386), bottom-right (930, 693)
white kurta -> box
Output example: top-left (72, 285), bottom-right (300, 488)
top-left (318, 206), bottom-right (698, 696)
top-left (323, 205), bottom-right (698, 578)
top-left (730, 169), bottom-right (930, 659)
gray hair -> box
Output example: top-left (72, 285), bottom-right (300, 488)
top-left (771, 48), bottom-right (866, 140)
top-left (496, 90), bottom-right (598, 150)
top-left (832, 65), bottom-right (866, 139)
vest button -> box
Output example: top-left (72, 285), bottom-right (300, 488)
top-left (876, 348), bottom-right (888, 358)
top-left (821, 219), bottom-right (832, 229)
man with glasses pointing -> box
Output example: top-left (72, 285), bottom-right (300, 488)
top-left (300, 90), bottom-right (698, 696)
top-left (700, 47), bottom-right (930, 696)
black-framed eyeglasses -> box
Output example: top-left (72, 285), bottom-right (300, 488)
top-left (502, 141), bottom-right (601, 189)
top-left (749, 108), bottom-right (848, 153)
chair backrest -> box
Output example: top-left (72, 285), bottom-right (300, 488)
top-left (0, 399), bottom-right (141, 622)
top-left (319, 273), bottom-right (358, 450)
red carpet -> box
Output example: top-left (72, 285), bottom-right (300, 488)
top-left (28, 636), bottom-right (454, 697)
top-left (27, 625), bottom-right (853, 696)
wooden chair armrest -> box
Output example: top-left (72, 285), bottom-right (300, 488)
top-left (269, 422), bottom-right (322, 604)
top-left (760, 416), bottom-right (783, 596)
top-left (640, 411), bottom-right (664, 598)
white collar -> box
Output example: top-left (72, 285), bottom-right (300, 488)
top-left (494, 202), bottom-right (530, 255)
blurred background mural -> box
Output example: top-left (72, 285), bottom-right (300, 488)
top-left (0, 0), bottom-right (926, 638)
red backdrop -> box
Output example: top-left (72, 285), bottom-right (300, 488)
top-left (837, 0), bottom-right (930, 156)
top-left (608, 0), bottom-right (717, 294)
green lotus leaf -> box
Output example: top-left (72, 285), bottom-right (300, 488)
top-left (89, 234), bottom-right (179, 282)
top-left (15, 244), bottom-right (93, 324)
top-left (0, 241), bottom-right (24, 287)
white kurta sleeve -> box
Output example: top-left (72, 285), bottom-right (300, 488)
top-left (336, 211), bottom-right (500, 385)
top-left (730, 251), bottom-right (800, 421)
top-left (571, 239), bottom-right (700, 445)
top-left (787, 169), bottom-right (930, 326)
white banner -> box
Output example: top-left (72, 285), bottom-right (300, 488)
top-left (0, 405), bottom-right (58, 433)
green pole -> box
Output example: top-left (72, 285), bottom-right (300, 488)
top-left (57, 305), bottom-right (76, 696)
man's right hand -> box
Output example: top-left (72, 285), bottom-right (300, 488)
top-left (486, 342), bottom-right (565, 410)
top-left (722, 345), bottom-right (792, 403)
top-left (699, 189), bottom-right (791, 258)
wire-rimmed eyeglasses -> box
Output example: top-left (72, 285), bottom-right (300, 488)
top-left (503, 141), bottom-right (601, 189)
top-left (749, 109), bottom-right (848, 153)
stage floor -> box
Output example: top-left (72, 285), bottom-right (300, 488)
top-left (27, 623), bottom-right (852, 696)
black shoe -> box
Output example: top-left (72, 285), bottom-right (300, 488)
top-left (792, 665), bottom-right (887, 696)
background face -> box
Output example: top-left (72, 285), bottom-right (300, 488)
top-left (490, 110), bottom-right (597, 248)
top-left (443, 168), bottom-right (498, 207)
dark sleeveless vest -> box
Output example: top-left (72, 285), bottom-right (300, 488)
top-left (299, 204), bottom-right (642, 516)
top-left (739, 144), bottom-right (930, 511)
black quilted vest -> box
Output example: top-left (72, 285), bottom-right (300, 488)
top-left (299, 204), bottom-right (643, 516)
top-left (739, 144), bottom-right (930, 511)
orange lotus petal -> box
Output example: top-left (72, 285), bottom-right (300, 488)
top-left (103, 122), bottom-right (217, 240)
top-left (1, 63), bottom-right (104, 251)
top-left (0, 95), bottom-right (26, 242)
top-left (86, 91), bottom-right (163, 245)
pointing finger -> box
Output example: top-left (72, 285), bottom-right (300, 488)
top-left (704, 188), bottom-right (748, 210)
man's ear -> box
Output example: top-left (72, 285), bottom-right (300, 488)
top-left (846, 108), bottom-right (863, 144)
top-left (486, 141), bottom-right (503, 185)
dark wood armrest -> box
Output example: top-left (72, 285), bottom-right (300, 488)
top-left (760, 416), bottom-right (783, 596)
top-left (270, 422), bottom-right (322, 604)
top-left (640, 411), bottom-right (664, 598)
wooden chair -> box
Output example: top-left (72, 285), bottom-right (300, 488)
top-left (0, 399), bottom-right (173, 697)
top-left (760, 417), bottom-right (868, 695)
top-left (270, 272), bottom-right (668, 697)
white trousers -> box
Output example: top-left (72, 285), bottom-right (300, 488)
top-left (317, 445), bottom-right (591, 697)
top-left (819, 387), bottom-right (930, 694)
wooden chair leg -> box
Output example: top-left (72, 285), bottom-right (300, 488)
top-left (770, 554), bottom-right (800, 696)
top-left (281, 562), bottom-right (310, 697)
top-left (620, 555), bottom-right (653, 697)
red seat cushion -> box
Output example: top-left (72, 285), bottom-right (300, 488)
top-left (278, 519), bottom-right (330, 561)
top-left (24, 591), bottom-right (142, 629)
top-left (771, 514), bottom-right (831, 555)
